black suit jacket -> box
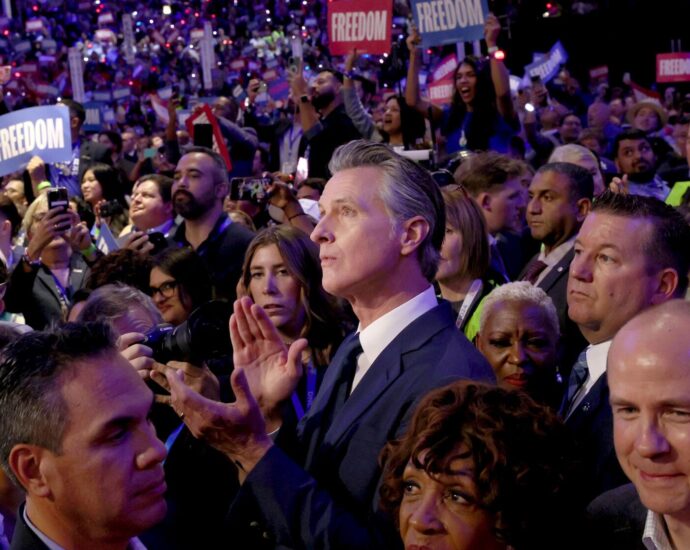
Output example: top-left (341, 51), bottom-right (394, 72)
top-left (585, 483), bottom-right (647, 550)
top-left (566, 373), bottom-right (629, 502)
top-left (227, 301), bottom-right (494, 549)
top-left (5, 254), bottom-right (89, 330)
top-left (9, 509), bottom-right (49, 550)
top-left (520, 248), bottom-right (587, 377)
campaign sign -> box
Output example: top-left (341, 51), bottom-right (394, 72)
top-left (427, 78), bottom-right (454, 105)
top-left (82, 102), bottom-right (105, 133)
top-left (524, 41), bottom-right (568, 83)
top-left (411, 0), bottom-right (488, 48)
top-left (656, 53), bottom-right (690, 83)
top-left (268, 78), bottom-right (290, 101)
top-left (0, 106), bottom-right (72, 178)
top-left (328, 0), bottom-right (393, 56)
top-left (432, 53), bottom-right (457, 82)
top-left (185, 104), bottom-right (232, 171)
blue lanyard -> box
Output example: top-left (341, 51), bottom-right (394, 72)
top-left (163, 422), bottom-right (185, 463)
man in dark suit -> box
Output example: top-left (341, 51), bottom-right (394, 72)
top-left (26, 99), bottom-right (111, 200)
top-left (521, 162), bottom-right (593, 376)
top-left (454, 151), bottom-right (530, 281)
top-left (166, 141), bottom-right (494, 548)
top-left (0, 323), bottom-right (167, 550)
top-left (171, 146), bottom-right (254, 301)
top-left (562, 191), bottom-right (690, 502)
top-left (586, 300), bottom-right (690, 549)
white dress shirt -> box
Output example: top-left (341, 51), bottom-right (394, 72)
top-left (350, 286), bottom-right (438, 393)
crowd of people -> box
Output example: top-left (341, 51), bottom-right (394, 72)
top-left (1, 1), bottom-right (690, 549)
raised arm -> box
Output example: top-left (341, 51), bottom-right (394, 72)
top-left (405, 26), bottom-right (443, 124)
top-left (485, 14), bottom-right (515, 123)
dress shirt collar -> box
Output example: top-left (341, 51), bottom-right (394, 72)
top-left (357, 286), bottom-right (438, 369)
top-left (643, 509), bottom-right (674, 550)
top-left (538, 234), bottom-right (576, 266)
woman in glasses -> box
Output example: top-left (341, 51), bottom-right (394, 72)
top-left (149, 247), bottom-right (212, 326)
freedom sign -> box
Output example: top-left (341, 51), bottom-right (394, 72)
top-left (411, 0), bottom-right (488, 48)
top-left (656, 53), bottom-right (690, 83)
top-left (328, 0), bottom-right (393, 56)
top-left (524, 41), bottom-right (568, 83)
top-left (0, 105), bottom-right (72, 178)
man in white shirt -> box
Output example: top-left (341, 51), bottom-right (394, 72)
top-left (587, 300), bottom-right (690, 550)
top-left (165, 140), bottom-right (493, 548)
top-left (563, 190), bottom-right (690, 501)
top-left (0, 323), bottom-right (167, 550)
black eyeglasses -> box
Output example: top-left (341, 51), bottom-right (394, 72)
top-left (150, 280), bottom-right (178, 299)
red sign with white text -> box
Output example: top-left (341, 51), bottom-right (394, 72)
top-left (657, 53), bottom-right (690, 83)
top-left (328, 0), bottom-right (393, 56)
top-left (428, 78), bottom-right (454, 106)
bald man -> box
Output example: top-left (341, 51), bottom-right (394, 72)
top-left (587, 300), bottom-right (690, 550)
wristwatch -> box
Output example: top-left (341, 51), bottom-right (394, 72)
top-left (299, 94), bottom-right (310, 104)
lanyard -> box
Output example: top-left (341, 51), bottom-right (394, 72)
top-left (455, 279), bottom-right (483, 330)
top-left (291, 358), bottom-right (317, 421)
top-left (163, 422), bottom-right (185, 462)
top-left (49, 268), bottom-right (70, 319)
top-left (196, 216), bottom-right (232, 257)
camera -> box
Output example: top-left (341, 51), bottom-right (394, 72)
top-left (98, 199), bottom-right (123, 218)
top-left (142, 300), bottom-right (232, 364)
top-left (229, 177), bottom-right (273, 204)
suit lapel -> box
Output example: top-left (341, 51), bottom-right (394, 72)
top-left (322, 303), bottom-right (453, 448)
top-left (538, 247), bottom-right (574, 293)
top-left (36, 267), bottom-right (63, 305)
top-left (566, 373), bottom-right (608, 431)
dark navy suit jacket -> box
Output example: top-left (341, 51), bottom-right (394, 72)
top-left (226, 301), bottom-right (494, 549)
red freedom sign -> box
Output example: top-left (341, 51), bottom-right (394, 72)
top-left (328, 0), bottom-right (393, 56)
top-left (428, 78), bottom-right (454, 105)
top-left (656, 53), bottom-right (690, 83)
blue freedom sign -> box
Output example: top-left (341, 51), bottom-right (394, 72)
top-left (82, 102), bottom-right (105, 133)
top-left (411, 0), bottom-right (488, 48)
top-left (524, 41), bottom-right (569, 83)
top-left (0, 105), bottom-right (72, 178)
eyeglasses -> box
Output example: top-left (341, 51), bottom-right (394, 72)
top-left (150, 280), bottom-right (178, 299)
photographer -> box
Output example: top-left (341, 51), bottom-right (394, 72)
top-left (4, 195), bottom-right (90, 329)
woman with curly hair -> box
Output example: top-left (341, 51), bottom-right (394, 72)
top-left (380, 381), bottom-right (580, 550)
top-left (238, 225), bottom-right (351, 418)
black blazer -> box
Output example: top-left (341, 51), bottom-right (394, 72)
top-left (5, 254), bottom-right (89, 330)
top-left (566, 373), bottom-right (629, 502)
top-left (520, 247), bottom-right (588, 377)
top-left (226, 301), bottom-right (494, 549)
top-left (585, 483), bottom-right (647, 550)
top-left (10, 507), bottom-right (49, 550)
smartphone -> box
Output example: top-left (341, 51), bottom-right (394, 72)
top-left (143, 147), bottom-right (158, 159)
top-left (47, 187), bottom-right (69, 211)
top-left (146, 231), bottom-right (169, 255)
top-left (295, 157), bottom-right (309, 185)
top-left (290, 36), bottom-right (303, 60)
top-left (229, 177), bottom-right (272, 203)
top-left (193, 123), bottom-right (214, 148)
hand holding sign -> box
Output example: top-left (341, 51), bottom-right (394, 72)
top-left (484, 13), bottom-right (500, 48)
top-left (26, 155), bottom-right (47, 186)
top-left (406, 23), bottom-right (422, 52)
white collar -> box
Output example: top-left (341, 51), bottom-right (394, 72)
top-left (357, 286), bottom-right (438, 370)
top-left (643, 509), bottom-right (674, 550)
top-left (538, 235), bottom-right (576, 266)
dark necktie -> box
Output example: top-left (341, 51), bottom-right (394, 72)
top-left (489, 241), bottom-right (510, 283)
top-left (561, 350), bottom-right (589, 417)
top-left (522, 259), bottom-right (548, 284)
top-left (330, 334), bottom-right (363, 417)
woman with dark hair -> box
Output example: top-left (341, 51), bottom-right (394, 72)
top-left (238, 225), bottom-right (349, 417)
top-left (380, 381), bottom-right (580, 550)
top-left (405, 15), bottom-right (518, 155)
top-left (79, 162), bottom-right (129, 236)
top-left (150, 247), bottom-right (213, 326)
top-left (436, 184), bottom-right (497, 341)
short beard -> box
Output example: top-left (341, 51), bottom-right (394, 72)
top-left (311, 90), bottom-right (336, 111)
top-left (174, 191), bottom-right (207, 220)
top-left (626, 169), bottom-right (656, 184)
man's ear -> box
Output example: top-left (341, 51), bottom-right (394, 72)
top-left (399, 216), bottom-right (430, 257)
top-left (651, 268), bottom-right (680, 304)
top-left (8, 445), bottom-right (53, 498)
top-left (575, 198), bottom-right (592, 222)
top-left (215, 182), bottom-right (229, 200)
top-left (476, 192), bottom-right (492, 213)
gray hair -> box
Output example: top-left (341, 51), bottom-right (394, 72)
top-left (480, 281), bottom-right (559, 335)
top-left (328, 140), bottom-right (445, 281)
top-left (77, 283), bottom-right (162, 327)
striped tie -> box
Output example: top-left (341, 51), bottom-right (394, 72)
top-left (562, 350), bottom-right (589, 417)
